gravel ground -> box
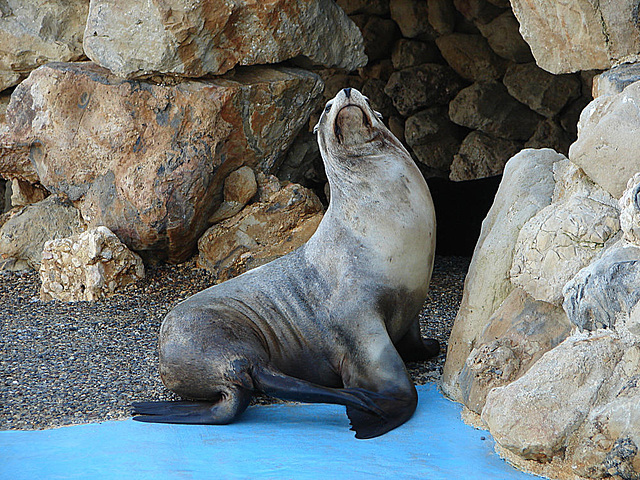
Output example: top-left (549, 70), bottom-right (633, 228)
top-left (0, 255), bottom-right (469, 431)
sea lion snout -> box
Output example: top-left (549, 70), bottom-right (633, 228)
top-left (334, 105), bottom-right (372, 145)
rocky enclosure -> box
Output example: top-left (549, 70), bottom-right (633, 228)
top-left (0, 1), bottom-right (640, 479)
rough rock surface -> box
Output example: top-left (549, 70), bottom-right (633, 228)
top-left (448, 81), bottom-right (542, 140)
top-left (389, 0), bottom-right (434, 39)
top-left (198, 179), bottom-right (323, 282)
top-left (510, 162), bottom-right (620, 306)
top-left (442, 148), bottom-right (562, 400)
top-left (619, 173), bottom-right (640, 246)
top-left (84, 0), bottom-right (367, 78)
top-left (435, 34), bottom-right (507, 82)
top-left (384, 64), bottom-right (465, 117)
top-left (40, 226), bottom-right (145, 302)
top-left (592, 63), bottom-right (640, 98)
top-left (458, 288), bottom-right (571, 414)
top-left (563, 241), bottom-right (640, 331)
top-left (510, 0), bottom-right (640, 74)
top-left (570, 81), bottom-right (640, 198)
top-left (503, 63), bottom-right (581, 118)
top-left (482, 332), bottom-right (625, 462)
top-left (524, 118), bottom-right (571, 155)
top-left (391, 39), bottom-right (440, 70)
top-left (0, 195), bottom-right (85, 271)
top-left (427, 0), bottom-right (456, 35)
top-left (476, 12), bottom-right (533, 63)
top-left (8, 179), bottom-right (48, 208)
top-left (0, 0), bottom-right (88, 91)
top-left (449, 131), bottom-right (521, 181)
top-left (335, 0), bottom-right (390, 16)
top-left (0, 62), bottom-right (323, 262)
top-left (208, 166), bottom-right (258, 224)
top-left (405, 107), bottom-right (460, 175)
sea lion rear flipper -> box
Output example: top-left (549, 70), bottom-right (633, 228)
top-left (131, 385), bottom-right (251, 425)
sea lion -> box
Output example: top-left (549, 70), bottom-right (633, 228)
top-left (133, 88), bottom-right (438, 439)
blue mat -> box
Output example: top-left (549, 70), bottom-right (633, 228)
top-left (0, 384), bottom-right (538, 480)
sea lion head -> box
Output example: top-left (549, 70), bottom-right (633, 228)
top-left (314, 88), bottom-right (402, 163)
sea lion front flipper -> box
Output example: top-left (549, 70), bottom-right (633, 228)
top-left (395, 319), bottom-right (440, 362)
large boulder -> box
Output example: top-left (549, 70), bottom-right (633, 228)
top-left (83, 0), bottom-right (367, 79)
top-left (0, 0), bottom-right (89, 91)
top-left (40, 226), bottom-right (145, 302)
top-left (510, 161), bottom-right (620, 306)
top-left (510, 0), bottom-right (640, 74)
top-left (0, 62), bottom-right (323, 263)
top-left (442, 148), bottom-right (562, 400)
top-left (570, 81), bottom-right (640, 198)
top-left (0, 195), bottom-right (85, 271)
top-left (198, 176), bottom-right (323, 282)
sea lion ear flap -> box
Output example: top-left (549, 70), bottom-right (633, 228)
top-left (313, 122), bottom-right (320, 134)
top-left (374, 111), bottom-right (383, 120)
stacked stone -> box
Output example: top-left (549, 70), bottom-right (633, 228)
top-left (286, 0), bottom-right (591, 183)
top-left (0, 0), bottom-right (370, 297)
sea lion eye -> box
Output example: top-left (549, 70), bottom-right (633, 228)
top-left (325, 103), bottom-right (332, 113)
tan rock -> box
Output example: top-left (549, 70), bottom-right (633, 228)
top-left (459, 288), bottom-right (572, 414)
top-left (619, 172), bottom-right (640, 246)
top-left (84, 0), bottom-right (366, 79)
top-left (198, 180), bottom-right (323, 283)
top-left (0, 0), bottom-right (88, 90)
top-left (40, 226), bottom-right (144, 302)
top-left (389, 0), bottom-right (435, 39)
top-left (435, 34), bottom-right (508, 82)
top-left (449, 131), bottom-right (521, 181)
top-left (592, 64), bottom-right (640, 98)
top-left (442, 148), bottom-right (562, 401)
top-left (209, 166), bottom-right (258, 224)
top-left (9, 179), bottom-right (48, 208)
top-left (510, 0), bottom-right (640, 74)
top-left (569, 81), bottom-right (640, 198)
top-left (0, 62), bottom-right (323, 262)
top-left (0, 195), bottom-right (85, 271)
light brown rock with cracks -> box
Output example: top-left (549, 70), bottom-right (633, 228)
top-left (40, 226), bottom-right (145, 302)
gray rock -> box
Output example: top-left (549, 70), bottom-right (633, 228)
top-left (352, 15), bottom-right (400, 63)
top-left (476, 12), bottom-right (533, 63)
top-left (391, 39), bottom-right (440, 70)
top-left (390, 0), bottom-right (436, 39)
top-left (459, 288), bottom-right (572, 414)
top-left (84, 0), bottom-right (367, 79)
top-left (619, 172), bottom-right (640, 246)
top-left (0, 0), bottom-right (88, 91)
top-left (593, 63), bottom-right (640, 98)
top-left (563, 241), bottom-right (640, 331)
top-left (449, 130), bottom-right (521, 181)
top-left (277, 131), bottom-right (324, 188)
top-left (385, 64), bottom-right (465, 117)
top-left (524, 119), bottom-right (571, 155)
top-left (503, 63), bottom-right (581, 118)
top-left (405, 108), bottom-right (460, 174)
top-left (442, 148), bottom-right (562, 401)
top-left (569, 81), bottom-right (640, 198)
top-left (0, 194), bottom-right (85, 271)
top-left (361, 78), bottom-right (397, 120)
top-left (448, 81), bottom-right (542, 140)
top-left (436, 34), bottom-right (508, 82)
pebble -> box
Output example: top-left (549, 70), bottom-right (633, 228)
top-left (0, 256), bottom-right (469, 430)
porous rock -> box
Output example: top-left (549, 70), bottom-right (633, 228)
top-left (511, 161), bottom-right (620, 306)
top-left (458, 288), bottom-right (572, 414)
top-left (0, 62), bottom-right (323, 263)
top-left (198, 178), bottom-right (324, 283)
top-left (427, 0), bottom-right (456, 35)
top-left (449, 81), bottom-right (542, 140)
top-left (0, 0), bottom-right (88, 91)
top-left (510, 0), bottom-right (640, 74)
top-left (569, 81), bottom-right (640, 198)
top-left (619, 172), bottom-right (640, 246)
top-left (563, 241), bottom-right (640, 331)
top-left (449, 131), bottom-right (521, 181)
top-left (84, 0), bottom-right (367, 79)
top-left (385, 64), bottom-right (465, 117)
top-left (482, 331), bottom-right (625, 462)
top-left (40, 226), bottom-right (145, 302)
top-left (0, 195), bottom-right (85, 271)
top-left (353, 15), bottom-right (400, 63)
top-left (442, 149), bottom-right (562, 400)
top-left (503, 63), bottom-right (581, 118)
top-left (391, 39), bottom-right (440, 71)
top-left (389, 0), bottom-right (435, 39)
top-left (435, 34), bottom-right (507, 82)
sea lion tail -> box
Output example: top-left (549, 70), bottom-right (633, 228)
top-left (251, 365), bottom-right (415, 439)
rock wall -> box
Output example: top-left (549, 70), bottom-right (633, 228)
top-left (444, 64), bottom-right (640, 479)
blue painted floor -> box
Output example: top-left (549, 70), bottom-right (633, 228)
top-left (0, 384), bottom-right (539, 480)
